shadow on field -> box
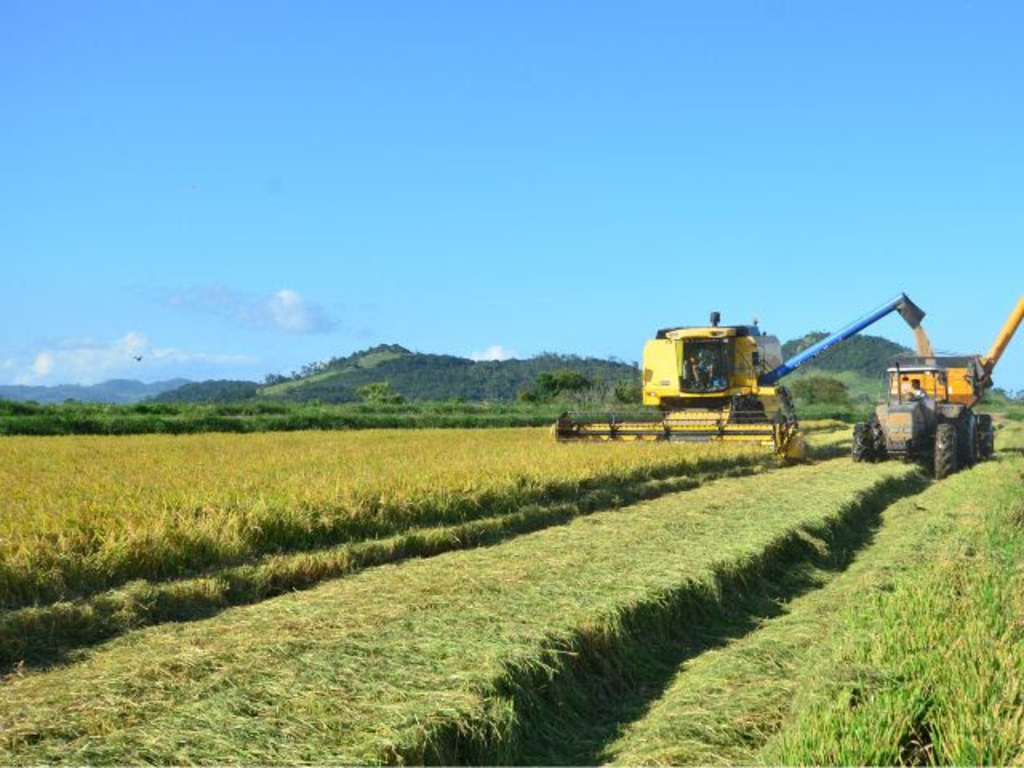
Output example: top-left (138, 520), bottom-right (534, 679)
top-left (806, 441), bottom-right (852, 461)
top-left (1, 458), bottom-right (776, 676)
top-left (412, 470), bottom-right (931, 766)
top-left (804, 436), bottom-right (853, 461)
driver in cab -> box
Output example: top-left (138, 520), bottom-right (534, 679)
top-left (907, 378), bottom-right (929, 401)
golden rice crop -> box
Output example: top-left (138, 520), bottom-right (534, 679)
top-left (0, 428), bottom-right (762, 608)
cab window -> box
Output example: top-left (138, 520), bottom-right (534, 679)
top-left (681, 340), bottom-right (731, 393)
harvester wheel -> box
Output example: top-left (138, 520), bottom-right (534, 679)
top-left (728, 394), bottom-right (768, 424)
top-left (777, 386), bottom-right (799, 425)
top-left (852, 422), bottom-right (874, 462)
top-left (934, 422), bottom-right (958, 480)
top-left (978, 414), bottom-right (995, 459)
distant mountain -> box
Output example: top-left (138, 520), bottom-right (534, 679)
top-left (155, 344), bottom-right (639, 404)
top-left (0, 378), bottom-right (190, 405)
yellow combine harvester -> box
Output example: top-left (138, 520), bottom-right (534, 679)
top-left (555, 294), bottom-right (928, 459)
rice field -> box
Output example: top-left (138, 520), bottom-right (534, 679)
top-left (1, 428), bottom-right (776, 670)
top-left (0, 428), bottom-right (768, 610)
top-left (2, 421), bottom-right (1020, 764)
top-left (0, 458), bottom-right (918, 763)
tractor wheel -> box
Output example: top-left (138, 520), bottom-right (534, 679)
top-left (870, 418), bottom-right (888, 461)
top-left (978, 414), bottom-right (995, 459)
top-left (852, 422), bottom-right (874, 462)
top-left (934, 422), bottom-right (958, 480)
top-left (956, 413), bottom-right (978, 468)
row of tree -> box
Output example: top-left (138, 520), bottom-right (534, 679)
top-left (354, 369), bottom-right (644, 407)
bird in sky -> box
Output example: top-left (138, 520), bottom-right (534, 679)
top-left (132, 355), bottom-right (143, 362)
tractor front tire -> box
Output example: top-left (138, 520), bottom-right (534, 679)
top-left (935, 422), bottom-right (958, 480)
top-left (956, 413), bottom-right (978, 469)
top-left (852, 422), bottom-right (874, 462)
top-left (870, 418), bottom-right (888, 461)
top-left (978, 414), bottom-right (995, 459)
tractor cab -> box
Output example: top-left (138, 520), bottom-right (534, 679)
top-left (891, 355), bottom-right (986, 406)
top-left (887, 365), bottom-right (948, 404)
top-left (875, 365), bottom-right (947, 456)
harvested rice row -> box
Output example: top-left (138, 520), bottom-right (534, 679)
top-left (0, 458), bottom-right (919, 764)
top-left (1, 428), bottom-right (846, 670)
top-left (0, 464), bottom-right (759, 672)
top-left (600, 455), bottom-right (1021, 765)
top-left (762, 454), bottom-right (1024, 765)
top-left (0, 429), bottom-right (767, 609)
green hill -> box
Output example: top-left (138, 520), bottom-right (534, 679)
top-left (779, 332), bottom-right (914, 406)
top-left (781, 331), bottom-right (912, 378)
top-left (151, 333), bottom-right (913, 406)
top-left (155, 344), bottom-right (639, 404)
top-left (154, 380), bottom-right (260, 403)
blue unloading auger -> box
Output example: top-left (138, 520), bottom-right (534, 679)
top-left (758, 293), bottom-right (926, 386)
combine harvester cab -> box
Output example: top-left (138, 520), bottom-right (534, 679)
top-left (854, 294), bottom-right (1023, 478)
top-left (555, 294), bottom-right (927, 460)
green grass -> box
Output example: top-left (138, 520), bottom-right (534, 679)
top-left (255, 349), bottom-right (408, 395)
top-left (994, 411), bottom-right (1024, 450)
top-left (256, 351), bottom-right (408, 396)
top-left (349, 349), bottom-right (406, 368)
top-left (0, 388), bottom-right (908, 438)
top-left (762, 454), bottom-right (1024, 765)
top-left (595, 453), bottom-right (1022, 765)
top-left (0, 459), bottom-right (918, 764)
top-left (793, 401), bottom-right (874, 422)
top-left (0, 399), bottom-right (567, 435)
top-left (256, 369), bottom-right (341, 395)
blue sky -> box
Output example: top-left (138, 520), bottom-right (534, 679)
top-left (2, 1), bottom-right (1022, 391)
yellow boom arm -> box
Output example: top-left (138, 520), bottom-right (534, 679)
top-left (982, 295), bottom-right (1024, 375)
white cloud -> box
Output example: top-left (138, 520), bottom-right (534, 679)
top-left (12, 333), bottom-right (256, 385)
top-left (265, 288), bottom-right (332, 334)
top-left (31, 351), bottom-right (55, 378)
top-left (165, 284), bottom-right (336, 335)
top-left (470, 345), bottom-right (517, 362)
